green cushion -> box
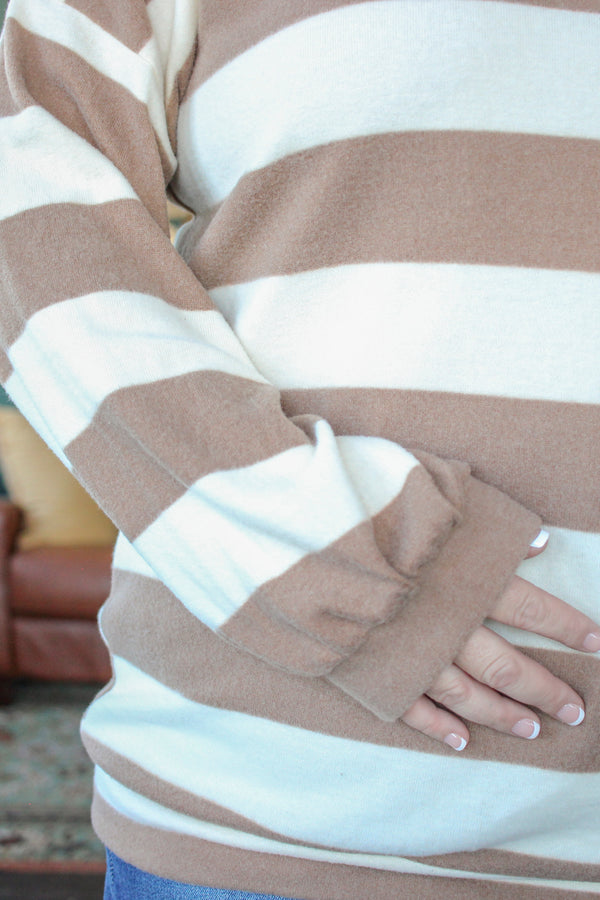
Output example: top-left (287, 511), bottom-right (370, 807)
top-left (0, 385), bottom-right (14, 407)
top-left (0, 386), bottom-right (15, 494)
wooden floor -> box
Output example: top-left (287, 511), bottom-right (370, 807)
top-left (0, 871), bottom-right (105, 899)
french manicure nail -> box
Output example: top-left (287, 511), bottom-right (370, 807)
top-left (583, 632), bottom-right (600, 653)
top-left (557, 704), bottom-right (585, 726)
top-left (529, 529), bottom-right (550, 549)
top-left (444, 733), bottom-right (467, 751)
top-left (512, 718), bottom-right (540, 739)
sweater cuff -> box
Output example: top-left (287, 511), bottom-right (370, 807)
top-left (327, 477), bottom-right (541, 721)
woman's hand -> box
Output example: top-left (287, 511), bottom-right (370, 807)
top-left (401, 531), bottom-right (600, 750)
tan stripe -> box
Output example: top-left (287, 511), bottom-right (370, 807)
top-left (92, 792), bottom-right (600, 900)
top-left (0, 354), bottom-right (13, 386)
top-left (221, 517), bottom-right (412, 671)
top-left (82, 736), bottom-right (600, 885)
top-left (66, 371), bottom-right (306, 540)
top-left (193, 0), bottom-right (363, 86)
top-left (64, 0), bottom-right (152, 53)
top-left (193, 0), bottom-right (599, 86)
top-left (224, 463), bottom-right (467, 661)
top-left (413, 848), bottom-right (600, 884)
top-left (101, 569), bottom-right (600, 772)
top-left (189, 131), bottom-right (600, 290)
top-left (281, 389), bottom-right (600, 534)
top-left (220, 597), bottom-right (364, 676)
top-left (0, 43), bottom-right (34, 117)
top-left (484, 0), bottom-right (600, 7)
top-left (2, 21), bottom-right (172, 223)
top-left (0, 199), bottom-right (212, 350)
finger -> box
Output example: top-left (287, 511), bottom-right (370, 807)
top-left (401, 695), bottom-right (470, 751)
top-left (493, 575), bottom-right (600, 653)
top-left (525, 528), bottom-right (550, 559)
top-left (426, 663), bottom-right (542, 739)
top-left (456, 626), bottom-right (586, 726)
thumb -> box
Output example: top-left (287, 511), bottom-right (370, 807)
top-left (526, 528), bottom-right (550, 559)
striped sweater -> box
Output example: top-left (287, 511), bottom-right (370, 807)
top-left (1, 0), bottom-right (599, 897)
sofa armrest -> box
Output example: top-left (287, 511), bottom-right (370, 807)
top-left (0, 499), bottom-right (22, 559)
top-left (0, 500), bottom-right (21, 677)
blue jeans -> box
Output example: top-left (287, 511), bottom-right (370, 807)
top-left (103, 849), bottom-right (299, 900)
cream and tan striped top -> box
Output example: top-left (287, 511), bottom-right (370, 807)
top-left (1, 1), bottom-right (599, 897)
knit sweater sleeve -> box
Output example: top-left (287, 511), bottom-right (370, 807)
top-left (0, 0), bottom-right (540, 720)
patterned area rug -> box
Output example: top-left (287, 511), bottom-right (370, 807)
top-left (0, 681), bottom-right (105, 870)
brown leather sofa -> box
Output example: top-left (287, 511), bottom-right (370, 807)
top-left (0, 498), bottom-right (112, 703)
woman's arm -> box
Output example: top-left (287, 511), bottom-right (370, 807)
top-left (2, 0), bottom-right (590, 740)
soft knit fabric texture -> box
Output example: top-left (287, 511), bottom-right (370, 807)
top-left (0, 1), bottom-right (599, 897)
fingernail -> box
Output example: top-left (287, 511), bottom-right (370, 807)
top-left (512, 718), bottom-right (540, 739)
top-left (583, 632), bottom-right (600, 652)
top-left (444, 733), bottom-right (467, 751)
top-left (529, 529), bottom-right (550, 549)
top-left (557, 704), bottom-right (585, 726)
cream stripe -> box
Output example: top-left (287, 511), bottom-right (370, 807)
top-left (133, 427), bottom-right (417, 628)
top-left (83, 657), bottom-right (600, 868)
top-left (209, 264), bottom-right (600, 404)
top-left (6, 292), bottom-right (267, 448)
top-left (113, 532), bottom-right (158, 581)
top-left (143, 0), bottom-right (199, 106)
top-left (0, 107), bottom-right (137, 221)
top-left (7, 0), bottom-right (175, 171)
top-left (3, 371), bottom-right (74, 471)
top-left (93, 772), bottom-right (600, 894)
top-left (175, 0), bottom-right (600, 207)
top-left (493, 526), bottom-right (600, 651)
